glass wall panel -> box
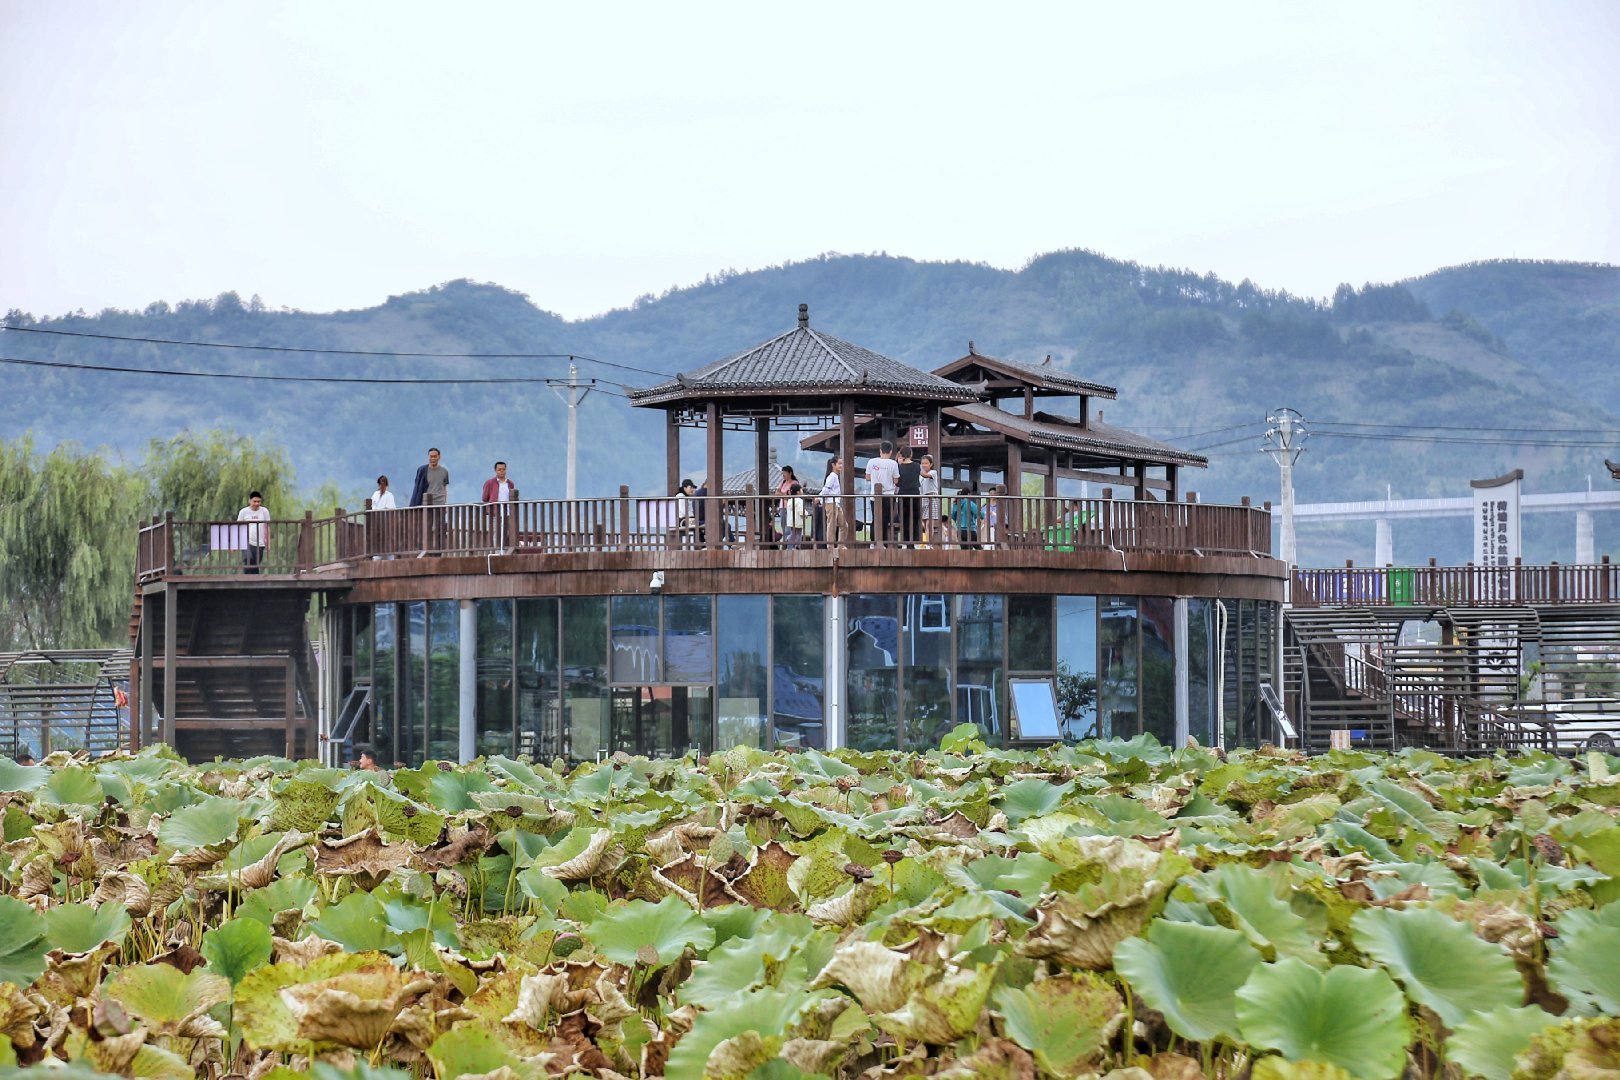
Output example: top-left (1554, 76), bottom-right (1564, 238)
top-left (1099, 597), bottom-right (1139, 739)
top-left (562, 596), bottom-right (608, 761)
top-left (716, 596), bottom-right (768, 749)
top-left (1186, 599), bottom-right (1214, 746)
top-left (956, 595), bottom-right (1005, 743)
top-left (611, 596), bottom-right (662, 684)
top-left (372, 604), bottom-right (396, 764)
top-left (476, 599), bottom-right (514, 759)
top-left (611, 686), bottom-right (712, 757)
top-left (772, 596), bottom-right (825, 750)
top-left (402, 601), bottom-right (425, 766)
top-left (1056, 596), bottom-right (1098, 741)
top-left (903, 595), bottom-right (952, 750)
top-left (1140, 598), bottom-right (1176, 745)
top-left (352, 605), bottom-right (372, 693)
top-left (1221, 599), bottom-right (1241, 748)
top-left (516, 599), bottom-right (560, 760)
top-left (426, 600), bottom-right (460, 762)
top-left (664, 596), bottom-right (714, 683)
top-left (846, 594), bottom-right (899, 751)
top-left (1008, 595), bottom-right (1053, 672)
top-left (1238, 599), bottom-right (1259, 746)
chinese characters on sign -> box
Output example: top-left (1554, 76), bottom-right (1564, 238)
top-left (1471, 472), bottom-right (1522, 603)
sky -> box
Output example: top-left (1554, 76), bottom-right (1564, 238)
top-left (3, 1), bottom-right (1617, 321)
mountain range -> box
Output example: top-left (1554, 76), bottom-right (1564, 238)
top-left (4, 250), bottom-right (1617, 565)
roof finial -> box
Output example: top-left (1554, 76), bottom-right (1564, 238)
top-left (968, 340), bottom-right (976, 355)
top-left (798, 303), bottom-right (809, 329)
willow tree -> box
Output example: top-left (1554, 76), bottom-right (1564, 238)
top-left (143, 430), bottom-right (299, 520)
top-left (0, 436), bottom-right (143, 650)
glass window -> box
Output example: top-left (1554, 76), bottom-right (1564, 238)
top-left (772, 596), bottom-right (825, 750)
top-left (562, 596), bottom-right (608, 761)
top-left (847, 594), bottom-right (899, 751)
top-left (955, 594), bottom-right (1005, 744)
top-left (372, 604), bottom-right (396, 764)
top-left (1008, 595), bottom-right (1053, 671)
top-left (1099, 597), bottom-right (1138, 739)
top-left (664, 596), bottom-right (714, 683)
top-left (903, 595), bottom-right (953, 750)
top-left (612, 596), bottom-right (662, 684)
top-left (1140, 598), bottom-right (1176, 745)
top-left (476, 600), bottom-right (514, 759)
top-left (426, 601), bottom-right (460, 762)
top-left (1237, 599), bottom-right (1259, 746)
top-left (1187, 599), bottom-right (1215, 747)
top-left (1221, 599), bottom-right (1241, 748)
top-left (352, 605), bottom-right (372, 688)
top-left (1057, 596), bottom-right (1098, 741)
top-left (402, 601), bottom-right (425, 766)
top-left (717, 596), bottom-right (768, 749)
top-left (516, 599), bottom-right (560, 761)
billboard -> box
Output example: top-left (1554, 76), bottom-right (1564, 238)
top-left (1471, 470), bottom-right (1522, 603)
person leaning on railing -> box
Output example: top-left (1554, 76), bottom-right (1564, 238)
top-left (237, 491), bottom-right (270, 573)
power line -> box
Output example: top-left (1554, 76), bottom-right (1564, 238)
top-left (0, 324), bottom-right (671, 378)
top-left (0, 354), bottom-right (640, 389)
top-left (1313, 419), bottom-right (1620, 434)
top-left (1314, 431), bottom-right (1615, 449)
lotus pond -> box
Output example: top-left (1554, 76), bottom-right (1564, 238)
top-left (0, 730), bottom-right (1617, 1080)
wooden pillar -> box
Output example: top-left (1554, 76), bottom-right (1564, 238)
top-left (1044, 453), bottom-right (1057, 498)
top-left (705, 403), bottom-right (724, 550)
top-left (839, 397), bottom-right (857, 550)
top-left (755, 417), bottom-right (770, 542)
top-left (1133, 462), bottom-right (1147, 501)
top-left (162, 584), bottom-right (177, 748)
top-left (1005, 439), bottom-right (1024, 539)
top-left (927, 407), bottom-right (943, 472)
top-left (1006, 440), bottom-right (1023, 495)
top-left (1167, 465), bottom-right (1180, 502)
top-left (666, 412), bottom-right (681, 496)
top-left (138, 592), bottom-right (153, 751)
top-left (1079, 396), bottom-right (1089, 428)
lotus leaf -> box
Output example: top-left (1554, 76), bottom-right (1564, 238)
top-left (157, 796), bottom-right (244, 850)
top-left (306, 890), bottom-right (400, 954)
top-left (1114, 920), bottom-right (1261, 1042)
top-left (1362, 778), bottom-right (1460, 844)
top-left (235, 875), bottom-right (318, 926)
top-left (1350, 906), bottom-right (1523, 1028)
top-left (1446, 1005), bottom-right (1558, 1080)
top-left (1236, 959), bottom-right (1410, 1080)
top-left (235, 951), bottom-right (427, 1051)
top-left (1188, 863), bottom-right (1324, 965)
top-left (1020, 839), bottom-right (1186, 969)
top-left (663, 986), bottom-right (811, 1080)
top-left (812, 939), bottom-right (995, 1044)
top-left (266, 777), bottom-right (342, 831)
top-left (582, 896), bottom-right (715, 967)
top-left (0, 760), bottom-right (47, 794)
top-left (993, 971), bottom-right (1122, 1074)
top-left (344, 783), bottom-right (445, 846)
top-left (426, 1025), bottom-right (543, 1080)
top-left (1548, 923), bottom-right (1620, 1015)
top-left (0, 895), bottom-right (49, 987)
top-left (41, 766), bottom-right (104, 809)
top-left (201, 916), bottom-right (273, 986)
top-left (997, 778), bottom-right (1073, 823)
top-left (683, 919), bottom-right (820, 1009)
top-left (103, 963), bottom-right (230, 1036)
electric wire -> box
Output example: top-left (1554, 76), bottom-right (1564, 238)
top-left (0, 354), bottom-right (639, 390)
top-left (0, 324), bottom-right (671, 378)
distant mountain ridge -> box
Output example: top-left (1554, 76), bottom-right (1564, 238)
top-left (4, 250), bottom-right (1617, 563)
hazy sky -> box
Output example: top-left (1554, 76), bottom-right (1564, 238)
top-left (3, 1), bottom-right (1616, 321)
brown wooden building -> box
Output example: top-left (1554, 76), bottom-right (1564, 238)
top-left (131, 307), bottom-right (1287, 764)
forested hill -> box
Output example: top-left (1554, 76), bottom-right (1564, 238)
top-left (4, 251), bottom-right (1617, 544)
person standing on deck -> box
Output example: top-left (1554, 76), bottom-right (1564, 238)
top-left (410, 448), bottom-right (450, 556)
top-left (820, 458), bottom-right (845, 547)
top-left (371, 475), bottom-right (396, 511)
top-left (865, 440), bottom-right (900, 546)
top-left (237, 491), bottom-right (270, 573)
top-left (919, 455), bottom-right (941, 546)
top-left (896, 445), bottom-right (921, 545)
top-left (482, 461), bottom-right (518, 549)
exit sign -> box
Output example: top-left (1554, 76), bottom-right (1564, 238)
top-left (910, 425), bottom-right (929, 447)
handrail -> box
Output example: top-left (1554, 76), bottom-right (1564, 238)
top-left (1293, 561), bottom-right (1619, 607)
top-left (135, 492), bottom-right (1277, 579)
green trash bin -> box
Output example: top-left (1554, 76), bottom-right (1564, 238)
top-left (1387, 566), bottom-right (1415, 605)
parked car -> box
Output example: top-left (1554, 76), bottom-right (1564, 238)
top-left (1499, 699), bottom-right (1620, 753)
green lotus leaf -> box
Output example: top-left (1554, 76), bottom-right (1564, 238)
top-left (0, 895), bottom-right (49, 986)
top-left (306, 890), bottom-right (399, 954)
top-left (812, 939), bottom-right (994, 1044)
top-left (263, 1064), bottom-right (414, 1080)
top-left (103, 963), bottom-right (230, 1033)
top-left (1318, 821), bottom-right (1398, 862)
top-left (0, 760), bottom-right (47, 794)
top-left (1548, 923), bottom-right (1620, 1014)
top-left (266, 777), bottom-right (341, 831)
top-left (1114, 920), bottom-right (1261, 1042)
top-left (997, 778), bottom-right (1073, 823)
top-left (484, 754), bottom-right (557, 793)
top-left (235, 875), bottom-right (318, 926)
top-left (0, 1065), bottom-right (118, 1080)
top-left (943, 851), bottom-right (1061, 897)
top-left (201, 916), bottom-right (273, 986)
top-left (1362, 860), bottom-right (1470, 900)
top-left (1075, 792), bottom-right (1176, 836)
top-left (234, 952), bottom-right (413, 1052)
top-left (993, 971), bottom-right (1123, 1075)
top-left (1350, 906), bottom-right (1523, 1028)
top-left (158, 796), bottom-right (245, 850)
top-left (426, 1025), bottom-right (542, 1080)
top-left (41, 766), bottom-right (104, 810)
top-left (343, 783), bottom-right (444, 846)
top-left (43, 902), bottom-right (131, 954)
top-left (425, 769), bottom-right (495, 812)
top-left (1362, 778), bottom-right (1460, 843)
top-left (1250, 1060), bottom-right (1354, 1080)
top-left (123, 1045), bottom-right (193, 1079)
top-left (1446, 1005), bottom-right (1558, 1080)
top-left (1235, 959), bottom-right (1411, 1080)
top-left (582, 896), bottom-right (715, 967)
top-left (663, 986), bottom-right (811, 1080)
top-left (701, 904), bottom-right (775, 946)
top-left (380, 893), bottom-right (460, 950)
top-left (1187, 863), bottom-right (1324, 966)
top-left (683, 917), bottom-right (824, 1009)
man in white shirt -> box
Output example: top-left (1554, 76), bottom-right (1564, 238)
top-left (237, 491), bottom-right (270, 574)
top-left (865, 441), bottom-right (900, 546)
top-left (820, 458), bottom-right (845, 547)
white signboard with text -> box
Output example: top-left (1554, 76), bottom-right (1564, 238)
top-left (1472, 470), bottom-right (1522, 603)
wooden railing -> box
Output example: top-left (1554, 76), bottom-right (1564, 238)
top-left (136, 491), bottom-right (1276, 580)
top-left (1294, 559), bottom-right (1618, 607)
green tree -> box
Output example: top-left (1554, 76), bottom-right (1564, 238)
top-left (144, 430), bottom-right (299, 521)
top-left (0, 435), bottom-right (143, 649)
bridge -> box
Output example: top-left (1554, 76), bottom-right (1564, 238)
top-left (1292, 487), bottom-right (1620, 565)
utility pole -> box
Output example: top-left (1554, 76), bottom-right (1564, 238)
top-left (548, 362), bottom-right (595, 500)
top-left (1264, 408), bottom-right (1308, 567)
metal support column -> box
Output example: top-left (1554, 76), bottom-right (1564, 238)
top-left (824, 595), bottom-right (846, 749)
top-left (459, 599), bottom-right (477, 763)
top-left (1173, 598), bottom-right (1190, 747)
